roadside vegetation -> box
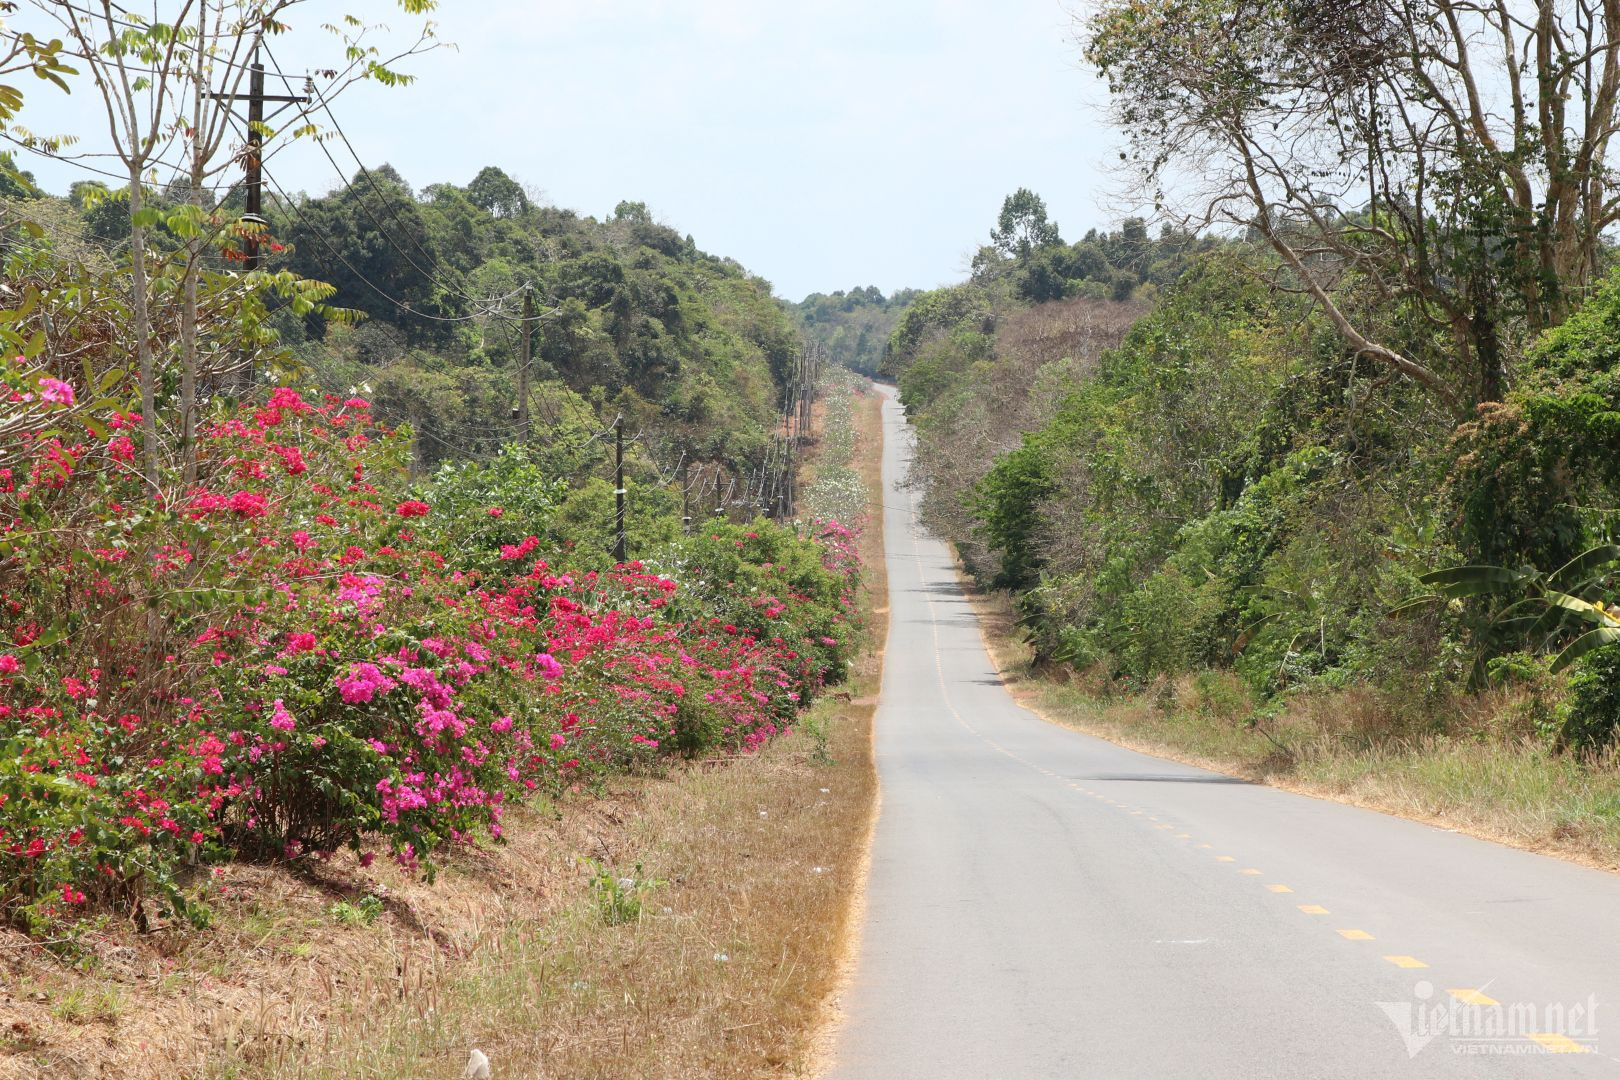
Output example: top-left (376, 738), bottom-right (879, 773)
top-left (0, 372), bottom-right (883, 1080)
top-left (890, 3), bottom-right (1620, 866)
top-left (0, 8), bottom-right (881, 1078)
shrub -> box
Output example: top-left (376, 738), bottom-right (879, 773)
top-left (1563, 644), bottom-right (1620, 753)
top-left (0, 388), bottom-right (861, 932)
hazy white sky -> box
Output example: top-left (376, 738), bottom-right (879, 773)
top-left (11, 1), bottom-right (1130, 301)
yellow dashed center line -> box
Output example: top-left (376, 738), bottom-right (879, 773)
top-left (900, 503), bottom-right (1491, 1008)
top-left (1528, 1033), bottom-right (1591, 1053)
top-left (1447, 989), bottom-right (1498, 1006)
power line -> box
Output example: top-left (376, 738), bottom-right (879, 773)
top-left (262, 40), bottom-right (469, 298)
top-left (238, 121), bottom-right (507, 326)
top-left (260, 39), bottom-right (539, 320)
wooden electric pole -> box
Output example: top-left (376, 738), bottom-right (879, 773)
top-left (208, 47), bottom-right (308, 390)
top-left (517, 285), bottom-right (534, 443)
top-left (614, 416), bottom-right (628, 563)
top-left (681, 458), bottom-right (692, 535)
top-left (207, 47), bottom-right (309, 271)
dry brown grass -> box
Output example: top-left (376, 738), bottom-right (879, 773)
top-left (960, 574), bottom-right (1620, 875)
top-left (0, 389), bottom-right (888, 1080)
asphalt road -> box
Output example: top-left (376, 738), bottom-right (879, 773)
top-left (825, 383), bottom-right (1620, 1078)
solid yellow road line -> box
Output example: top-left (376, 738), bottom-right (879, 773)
top-left (1384, 955), bottom-right (1428, 969)
top-left (1447, 989), bottom-right (1498, 1006)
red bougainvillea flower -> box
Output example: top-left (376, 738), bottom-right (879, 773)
top-left (0, 381), bottom-right (863, 926)
top-left (227, 491), bottom-right (268, 518)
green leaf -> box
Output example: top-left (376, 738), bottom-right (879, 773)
top-left (1553, 627), bottom-right (1620, 672)
top-left (1386, 594), bottom-right (1441, 617)
top-left (1548, 545), bottom-right (1620, 593)
top-left (1541, 590), bottom-right (1620, 627)
top-left (1418, 564), bottom-right (1529, 597)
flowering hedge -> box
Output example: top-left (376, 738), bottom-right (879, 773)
top-left (0, 386), bottom-right (859, 931)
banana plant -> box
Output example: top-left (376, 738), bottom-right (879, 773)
top-left (1395, 545), bottom-right (1620, 686)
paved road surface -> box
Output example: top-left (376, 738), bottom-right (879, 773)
top-left (826, 384), bottom-right (1620, 1078)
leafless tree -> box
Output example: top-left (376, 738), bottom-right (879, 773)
top-left (27, 0), bottom-right (438, 489)
top-left (1084, 0), bottom-right (1620, 418)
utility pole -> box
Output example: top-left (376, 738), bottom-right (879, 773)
top-left (208, 47), bottom-right (309, 390)
top-left (681, 458), bottom-right (692, 535)
top-left (243, 57), bottom-right (265, 271)
top-left (517, 284), bottom-right (534, 443)
top-left (614, 416), bottom-right (628, 563)
top-left (208, 47), bottom-right (309, 271)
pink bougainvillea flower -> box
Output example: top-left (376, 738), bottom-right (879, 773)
top-left (396, 499), bottom-right (430, 518)
top-left (269, 699), bottom-right (296, 732)
top-left (0, 654), bottom-right (17, 674)
top-left (337, 661), bottom-right (397, 704)
top-left (38, 378), bottom-right (74, 406)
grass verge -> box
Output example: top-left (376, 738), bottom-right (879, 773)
top-left (965, 581), bottom-right (1620, 874)
top-left (0, 385), bottom-right (886, 1080)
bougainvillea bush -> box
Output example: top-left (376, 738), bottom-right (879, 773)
top-left (0, 385), bottom-right (859, 932)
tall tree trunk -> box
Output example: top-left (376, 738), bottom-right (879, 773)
top-left (180, 1), bottom-right (205, 486)
top-left (128, 167), bottom-right (160, 499)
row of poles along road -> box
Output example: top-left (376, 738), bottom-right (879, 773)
top-left (203, 55), bottom-right (825, 562)
top-left (510, 281), bottom-right (827, 560)
top-left (630, 341), bottom-right (825, 558)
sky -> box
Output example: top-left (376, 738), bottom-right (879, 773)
top-left (8, 1), bottom-right (1132, 302)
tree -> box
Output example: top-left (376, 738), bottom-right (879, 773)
top-left (990, 188), bottom-right (1062, 259)
top-left (466, 165), bottom-right (530, 218)
top-left (281, 167), bottom-right (448, 333)
top-left (31, 0), bottom-right (438, 489)
top-left (1085, 0), bottom-right (1620, 417)
top-left (613, 200), bottom-right (653, 225)
top-left (0, 154), bottom-right (39, 199)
